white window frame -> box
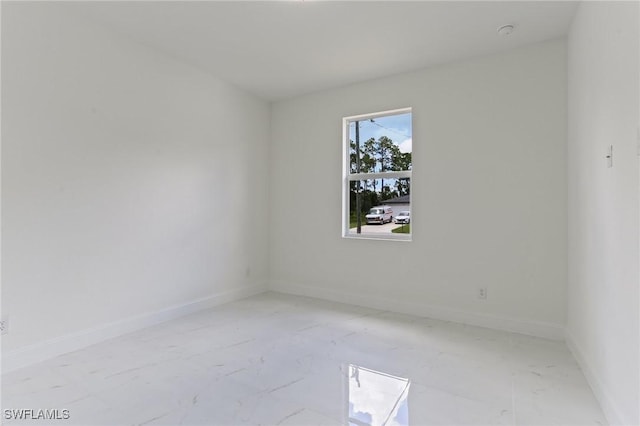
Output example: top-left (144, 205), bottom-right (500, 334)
top-left (342, 107), bottom-right (412, 241)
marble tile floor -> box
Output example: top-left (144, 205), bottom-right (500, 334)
top-left (2, 292), bottom-right (607, 426)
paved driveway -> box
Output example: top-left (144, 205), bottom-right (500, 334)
top-left (350, 222), bottom-right (400, 233)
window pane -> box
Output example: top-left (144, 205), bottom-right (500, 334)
top-left (348, 112), bottom-right (412, 174)
top-left (348, 178), bottom-right (411, 236)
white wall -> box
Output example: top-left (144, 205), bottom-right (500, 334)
top-left (1, 3), bottom-right (270, 368)
top-left (270, 40), bottom-right (568, 338)
top-left (566, 2), bottom-right (640, 425)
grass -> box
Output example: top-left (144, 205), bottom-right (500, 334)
top-left (392, 223), bottom-right (411, 233)
top-left (349, 213), bottom-right (367, 228)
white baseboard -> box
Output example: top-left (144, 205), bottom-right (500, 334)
top-left (269, 280), bottom-right (565, 340)
top-left (2, 283), bottom-right (266, 373)
top-left (565, 331), bottom-right (628, 426)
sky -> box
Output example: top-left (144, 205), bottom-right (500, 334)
top-left (348, 111), bottom-right (412, 154)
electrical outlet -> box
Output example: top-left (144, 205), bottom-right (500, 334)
top-left (1, 316), bottom-right (9, 335)
top-left (478, 287), bottom-right (488, 300)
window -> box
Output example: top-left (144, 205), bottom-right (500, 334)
top-left (342, 108), bottom-right (412, 240)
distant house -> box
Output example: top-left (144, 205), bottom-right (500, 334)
top-left (384, 194), bottom-right (410, 218)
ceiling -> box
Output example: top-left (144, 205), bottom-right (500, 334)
top-left (72, 1), bottom-right (578, 101)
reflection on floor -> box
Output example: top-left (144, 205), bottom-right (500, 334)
top-left (3, 292), bottom-right (606, 425)
top-left (348, 364), bottom-right (409, 426)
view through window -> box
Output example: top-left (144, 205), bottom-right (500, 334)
top-left (343, 108), bottom-right (412, 240)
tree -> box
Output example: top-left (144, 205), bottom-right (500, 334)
top-left (349, 135), bottom-right (412, 214)
top-left (394, 151), bottom-right (412, 196)
top-left (363, 136), bottom-right (410, 199)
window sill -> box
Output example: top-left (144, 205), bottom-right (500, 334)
top-left (343, 232), bottom-right (412, 242)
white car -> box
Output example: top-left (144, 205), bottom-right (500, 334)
top-left (394, 211), bottom-right (410, 224)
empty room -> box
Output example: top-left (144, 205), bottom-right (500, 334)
top-left (1, 1), bottom-right (638, 425)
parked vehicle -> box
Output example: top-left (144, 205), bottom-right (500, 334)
top-left (366, 206), bottom-right (393, 224)
top-left (394, 211), bottom-right (411, 224)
